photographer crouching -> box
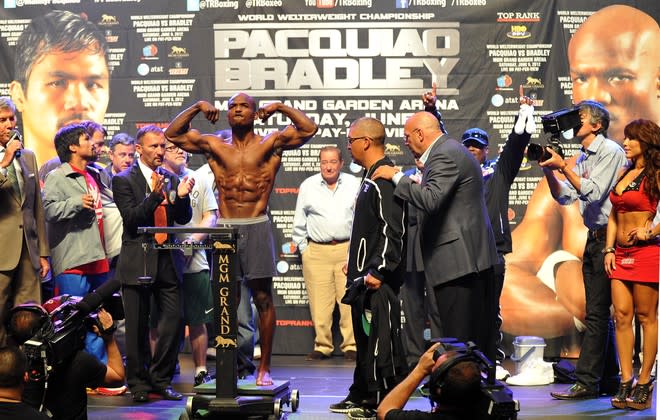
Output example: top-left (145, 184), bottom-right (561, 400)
top-left (377, 340), bottom-right (518, 420)
top-left (6, 289), bottom-right (125, 420)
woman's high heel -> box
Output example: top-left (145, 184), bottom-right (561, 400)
top-left (626, 381), bottom-right (653, 410)
top-left (610, 378), bottom-right (634, 409)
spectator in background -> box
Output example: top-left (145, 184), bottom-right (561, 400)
top-left (292, 145), bottom-right (360, 361)
top-left (112, 125), bottom-right (194, 402)
top-left (0, 96), bottom-right (49, 347)
top-left (42, 122), bottom-right (112, 372)
top-left (104, 133), bottom-right (136, 183)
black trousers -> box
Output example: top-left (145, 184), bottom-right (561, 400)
top-left (433, 268), bottom-right (497, 363)
top-left (122, 251), bottom-right (182, 392)
top-left (575, 236), bottom-right (620, 390)
top-left (400, 270), bottom-right (443, 366)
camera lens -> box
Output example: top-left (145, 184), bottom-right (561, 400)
top-left (526, 143), bottom-right (543, 161)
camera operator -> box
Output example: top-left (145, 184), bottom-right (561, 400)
top-left (7, 304), bottom-right (124, 420)
top-left (540, 101), bottom-right (626, 400)
top-left (377, 343), bottom-right (481, 420)
top-left (0, 346), bottom-right (49, 419)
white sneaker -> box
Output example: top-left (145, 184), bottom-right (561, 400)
top-left (496, 364), bottom-right (511, 381)
top-left (506, 360), bottom-right (554, 386)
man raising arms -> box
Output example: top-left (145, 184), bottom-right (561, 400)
top-left (165, 94), bottom-right (318, 386)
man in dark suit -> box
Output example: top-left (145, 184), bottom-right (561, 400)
top-left (0, 96), bottom-right (49, 346)
top-left (112, 125), bottom-right (194, 402)
top-left (373, 111), bottom-right (499, 362)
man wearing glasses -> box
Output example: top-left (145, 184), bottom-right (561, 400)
top-left (329, 117), bottom-right (408, 420)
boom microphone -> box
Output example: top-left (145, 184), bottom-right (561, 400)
top-left (74, 279), bottom-right (120, 316)
top-left (8, 129), bottom-right (22, 158)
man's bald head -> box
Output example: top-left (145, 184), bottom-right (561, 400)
top-left (403, 111), bottom-right (444, 158)
top-left (350, 117), bottom-right (385, 146)
top-left (568, 5), bottom-right (659, 142)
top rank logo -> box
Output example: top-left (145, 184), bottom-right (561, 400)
top-left (496, 12), bottom-right (541, 23)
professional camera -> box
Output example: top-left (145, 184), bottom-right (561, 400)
top-left (425, 338), bottom-right (519, 420)
top-left (527, 107), bottom-right (581, 162)
top-left (18, 280), bottom-right (123, 381)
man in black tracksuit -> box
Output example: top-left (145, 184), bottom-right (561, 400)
top-left (329, 117), bottom-right (408, 420)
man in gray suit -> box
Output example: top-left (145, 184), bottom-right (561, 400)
top-left (373, 111), bottom-right (498, 362)
top-left (0, 96), bottom-right (50, 346)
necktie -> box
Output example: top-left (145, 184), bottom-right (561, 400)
top-left (6, 161), bottom-right (21, 199)
top-left (151, 172), bottom-right (168, 244)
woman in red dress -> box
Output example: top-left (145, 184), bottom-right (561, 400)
top-left (605, 119), bottom-right (660, 410)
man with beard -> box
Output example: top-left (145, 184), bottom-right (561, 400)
top-left (165, 94), bottom-right (318, 386)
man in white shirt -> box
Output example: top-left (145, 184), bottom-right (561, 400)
top-left (292, 146), bottom-right (361, 361)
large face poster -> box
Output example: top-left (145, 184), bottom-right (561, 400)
top-left (1, 0), bottom-right (657, 355)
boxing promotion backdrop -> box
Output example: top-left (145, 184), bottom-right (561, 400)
top-left (0, 1), bottom-right (657, 356)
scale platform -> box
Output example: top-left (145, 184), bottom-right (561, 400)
top-left (188, 379), bottom-right (299, 419)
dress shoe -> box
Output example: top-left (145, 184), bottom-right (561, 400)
top-left (344, 350), bottom-right (357, 361)
top-left (550, 383), bottom-right (598, 400)
top-left (306, 350), bottom-right (330, 361)
top-left (158, 387), bottom-right (183, 400)
top-left (132, 390), bottom-right (149, 403)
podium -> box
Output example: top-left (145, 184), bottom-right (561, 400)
top-left (139, 225), bottom-right (299, 419)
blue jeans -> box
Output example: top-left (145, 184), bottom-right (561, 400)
top-left (54, 272), bottom-right (109, 364)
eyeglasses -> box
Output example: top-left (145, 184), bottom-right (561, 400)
top-left (403, 128), bottom-right (420, 142)
top-left (347, 136), bottom-right (370, 145)
top-left (165, 145), bottom-right (180, 153)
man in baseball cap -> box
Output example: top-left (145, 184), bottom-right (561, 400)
top-left (461, 128), bottom-right (490, 166)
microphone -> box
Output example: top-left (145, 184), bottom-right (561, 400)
top-left (8, 129), bottom-right (22, 158)
top-left (74, 279), bottom-right (121, 316)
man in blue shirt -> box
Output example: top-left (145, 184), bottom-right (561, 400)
top-left (542, 101), bottom-right (626, 399)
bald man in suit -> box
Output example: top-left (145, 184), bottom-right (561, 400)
top-left (373, 111), bottom-right (498, 362)
top-left (0, 96), bottom-right (49, 346)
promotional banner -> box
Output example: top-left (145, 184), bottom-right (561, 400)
top-left (1, 0), bottom-right (657, 356)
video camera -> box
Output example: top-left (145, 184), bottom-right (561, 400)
top-left (425, 338), bottom-right (519, 420)
top-left (19, 280), bottom-right (123, 381)
top-left (527, 107), bottom-right (582, 162)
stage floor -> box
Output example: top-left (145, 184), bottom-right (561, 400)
top-left (87, 354), bottom-right (657, 419)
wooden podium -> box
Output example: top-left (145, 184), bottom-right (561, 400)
top-left (139, 225), bottom-right (298, 419)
